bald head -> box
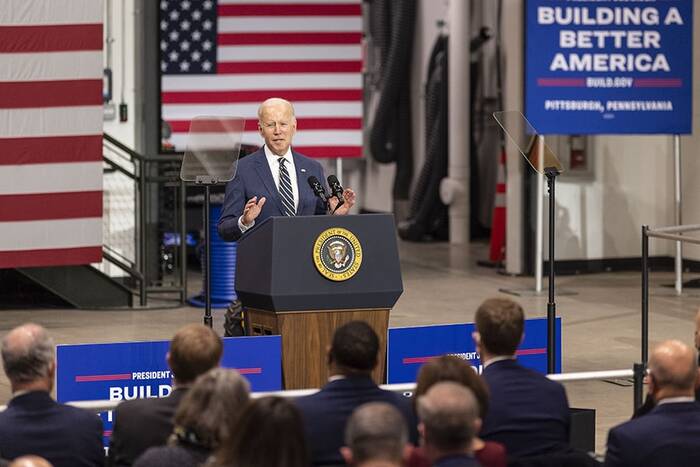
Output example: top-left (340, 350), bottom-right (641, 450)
top-left (344, 402), bottom-right (408, 465)
top-left (417, 382), bottom-right (479, 454)
top-left (258, 98), bottom-right (295, 120)
top-left (9, 456), bottom-right (53, 467)
top-left (1, 323), bottom-right (55, 390)
top-left (648, 340), bottom-right (697, 398)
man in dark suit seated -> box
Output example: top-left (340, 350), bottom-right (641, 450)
top-left (633, 306), bottom-right (700, 418)
top-left (0, 324), bottom-right (103, 467)
top-left (107, 324), bottom-right (222, 467)
top-left (416, 382), bottom-right (481, 467)
top-left (604, 339), bottom-right (700, 467)
top-left (218, 97), bottom-right (355, 242)
top-left (474, 298), bottom-right (570, 459)
top-left (341, 402), bottom-right (411, 467)
top-left (295, 321), bottom-right (417, 466)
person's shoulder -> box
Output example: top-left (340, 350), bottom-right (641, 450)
top-left (237, 148), bottom-right (265, 169)
top-left (378, 388), bottom-right (413, 409)
top-left (292, 149), bottom-right (322, 167)
top-left (295, 386), bottom-right (329, 407)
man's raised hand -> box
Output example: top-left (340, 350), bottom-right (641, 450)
top-left (242, 196), bottom-right (266, 226)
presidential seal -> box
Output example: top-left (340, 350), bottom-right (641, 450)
top-left (313, 227), bottom-right (363, 281)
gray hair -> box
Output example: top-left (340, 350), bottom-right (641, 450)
top-left (174, 367), bottom-right (251, 449)
top-left (344, 402), bottom-right (408, 464)
top-left (1, 324), bottom-right (55, 384)
top-left (417, 381), bottom-right (478, 452)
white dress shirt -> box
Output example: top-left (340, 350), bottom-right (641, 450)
top-left (238, 145), bottom-right (299, 232)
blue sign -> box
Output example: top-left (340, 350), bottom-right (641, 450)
top-left (56, 336), bottom-right (281, 446)
top-left (387, 317), bottom-right (562, 384)
top-left (526, 0), bottom-right (692, 134)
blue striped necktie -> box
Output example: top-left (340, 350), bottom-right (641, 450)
top-left (277, 157), bottom-right (296, 216)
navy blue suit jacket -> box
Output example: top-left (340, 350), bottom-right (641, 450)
top-left (294, 376), bottom-right (418, 466)
top-left (218, 147), bottom-right (327, 241)
top-left (434, 454), bottom-right (481, 467)
top-left (0, 391), bottom-right (104, 467)
top-left (481, 359), bottom-right (570, 458)
top-left (604, 401), bottom-right (700, 467)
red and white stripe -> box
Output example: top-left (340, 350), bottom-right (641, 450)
top-left (0, 0), bottom-right (103, 268)
top-left (162, 0), bottom-right (363, 158)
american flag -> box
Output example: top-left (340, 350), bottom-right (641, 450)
top-left (160, 0), bottom-right (363, 158)
top-left (0, 0), bottom-right (104, 268)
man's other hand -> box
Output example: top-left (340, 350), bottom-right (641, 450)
top-left (242, 196), bottom-right (266, 225)
top-left (330, 188), bottom-right (356, 216)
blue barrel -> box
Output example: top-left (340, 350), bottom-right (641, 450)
top-left (188, 204), bottom-right (237, 309)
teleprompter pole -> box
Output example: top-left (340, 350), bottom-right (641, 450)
top-left (545, 168), bottom-right (559, 374)
top-left (203, 185), bottom-right (212, 328)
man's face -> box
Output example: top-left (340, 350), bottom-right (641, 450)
top-left (258, 103), bottom-right (296, 156)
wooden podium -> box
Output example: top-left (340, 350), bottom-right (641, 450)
top-left (235, 214), bottom-right (403, 389)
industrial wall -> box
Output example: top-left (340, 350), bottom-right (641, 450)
top-left (106, 0), bottom-right (699, 272)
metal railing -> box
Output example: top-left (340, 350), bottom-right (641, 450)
top-left (102, 133), bottom-right (188, 307)
top-left (47, 366), bottom-right (643, 414)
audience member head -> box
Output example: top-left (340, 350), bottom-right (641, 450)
top-left (213, 396), bottom-right (308, 467)
top-left (172, 368), bottom-right (250, 451)
top-left (341, 402), bottom-right (410, 467)
top-left (257, 97), bottom-right (297, 156)
top-left (167, 324), bottom-right (222, 386)
top-left (474, 298), bottom-right (524, 360)
top-left (648, 339), bottom-right (697, 401)
top-left (414, 355), bottom-right (489, 418)
top-left (1, 323), bottom-right (55, 393)
top-left (9, 456), bottom-right (52, 467)
top-left (417, 382), bottom-right (480, 462)
top-left (328, 321), bottom-right (379, 376)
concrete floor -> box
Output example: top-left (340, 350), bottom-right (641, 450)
top-left (2, 240), bottom-right (699, 455)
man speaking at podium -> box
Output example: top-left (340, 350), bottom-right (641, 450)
top-left (218, 97), bottom-right (356, 242)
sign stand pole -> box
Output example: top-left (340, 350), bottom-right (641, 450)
top-left (673, 134), bottom-right (683, 294)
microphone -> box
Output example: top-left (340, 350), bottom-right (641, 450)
top-left (307, 176), bottom-right (330, 210)
top-left (327, 175), bottom-right (344, 213)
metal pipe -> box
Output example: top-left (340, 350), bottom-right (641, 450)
top-left (646, 232), bottom-right (700, 246)
top-left (120, 0), bottom-right (126, 105)
top-left (547, 369), bottom-right (634, 382)
top-left (674, 134), bottom-right (683, 294)
top-left (180, 179), bottom-right (187, 304)
top-left (104, 133), bottom-right (182, 162)
top-left (204, 185), bottom-right (212, 328)
top-left (649, 223), bottom-right (700, 234)
top-left (335, 158), bottom-right (343, 186)
top-left (105, 0), bottom-right (113, 71)
top-left (138, 159), bottom-right (147, 307)
top-left (447, 0), bottom-right (470, 244)
top-left (21, 368), bottom-right (638, 413)
top-left (642, 225), bottom-right (649, 365)
top-left (102, 250), bottom-right (144, 281)
top-left (534, 136), bottom-right (544, 292)
top-left (633, 362), bottom-right (645, 413)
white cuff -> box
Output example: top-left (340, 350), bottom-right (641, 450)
top-left (238, 215), bottom-right (254, 233)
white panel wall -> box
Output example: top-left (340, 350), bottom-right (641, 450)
top-left (103, 0), bottom-right (137, 148)
top-left (547, 136), bottom-right (674, 260)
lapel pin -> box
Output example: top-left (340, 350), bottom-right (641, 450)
top-left (301, 168), bottom-right (307, 173)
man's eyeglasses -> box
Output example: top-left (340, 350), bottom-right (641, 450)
top-left (260, 121), bottom-right (290, 131)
